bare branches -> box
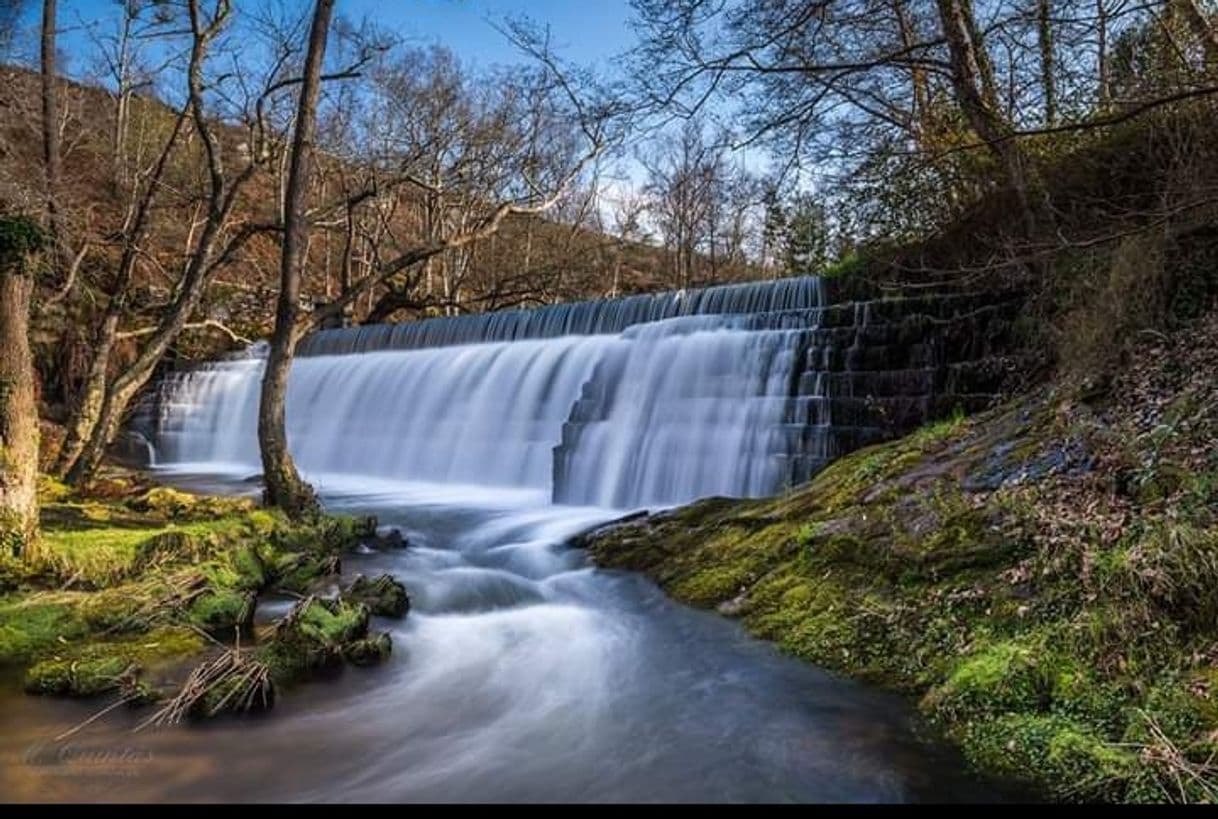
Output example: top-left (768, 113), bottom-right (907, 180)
top-left (116, 318), bottom-right (252, 345)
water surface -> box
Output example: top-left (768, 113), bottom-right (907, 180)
top-left (0, 475), bottom-right (999, 803)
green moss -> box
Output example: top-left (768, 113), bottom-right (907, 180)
top-left (274, 552), bottom-right (340, 594)
top-left (34, 526), bottom-right (157, 584)
top-left (0, 216), bottom-right (48, 257)
top-left (671, 562), bottom-right (755, 606)
top-left (129, 486), bottom-right (256, 519)
top-left (317, 514), bottom-right (378, 552)
top-left (3, 477), bottom-right (400, 717)
top-left (257, 598), bottom-right (379, 684)
top-left (24, 655), bottom-right (134, 697)
top-left (295, 598), bottom-right (369, 646)
top-left (584, 389), bottom-right (1218, 802)
top-left (343, 574), bottom-right (409, 618)
top-left (0, 552), bottom-right (36, 592)
top-left (117, 625), bottom-right (206, 666)
top-left (188, 589), bottom-right (255, 636)
top-left (960, 714), bottom-right (1137, 801)
top-left (925, 638), bottom-right (1052, 721)
top-left (343, 633), bottom-right (392, 666)
top-left (0, 595), bottom-right (89, 664)
top-left (36, 476), bottom-right (73, 505)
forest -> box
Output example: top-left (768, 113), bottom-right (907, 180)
top-left (2, 0), bottom-right (1218, 805)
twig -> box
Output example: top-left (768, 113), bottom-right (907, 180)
top-left (53, 690), bottom-right (144, 742)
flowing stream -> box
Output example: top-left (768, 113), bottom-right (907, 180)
top-left (0, 277), bottom-right (1005, 801)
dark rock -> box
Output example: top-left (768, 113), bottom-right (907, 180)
top-left (371, 527), bottom-right (408, 549)
top-left (567, 510), bottom-right (650, 549)
top-left (343, 573), bottom-right (410, 618)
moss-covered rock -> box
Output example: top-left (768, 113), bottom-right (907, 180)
top-left (2, 476), bottom-right (394, 721)
top-left (188, 589), bottom-right (256, 636)
top-left (24, 655), bottom-right (136, 697)
top-left (294, 597), bottom-right (369, 646)
top-left (585, 358), bottom-right (1218, 803)
top-left (130, 486), bottom-right (256, 519)
top-left (343, 574), bottom-right (409, 618)
top-left (258, 597), bottom-right (379, 684)
top-left (343, 632), bottom-right (392, 666)
top-left (960, 714), bottom-right (1138, 802)
top-left (274, 552), bottom-right (341, 595)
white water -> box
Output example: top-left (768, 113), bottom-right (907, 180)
top-left (155, 313), bottom-right (817, 508)
top-left (0, 479), bottom-right (994, 802)
top-left (0, 278), bottom-right (1003, 802)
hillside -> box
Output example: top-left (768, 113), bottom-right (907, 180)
top-left (0, 65), bottom-right (744, 418)
top-left (585, 302), bottom-right (1218, 802)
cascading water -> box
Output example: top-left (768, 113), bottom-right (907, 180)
top-left (154, 276), bottom-right (833, 509)
top-left (0, 275), bottom-right (1010, 802)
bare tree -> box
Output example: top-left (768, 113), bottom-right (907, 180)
top-left (1037, 0), bottom-right (1058, 125)
top-left (935, 0), bottom-right (1040, 232)
top-left (640, 120), bottom-right (758, 287)
top-left (607, 189), bottom-right (647, 297)
top-left (84, 0), bottom-right (178, 182)
top-left (64, 0), bottom-right (293, 485)
top-left (40, 0), bottom-right (66, 261)
top-left (301, 23), bottom-right (621, 329)
top-left (628, 0), bottom-right (1218, 257)
top-left (52, 94), bottom-right (190, 477)
top-left (258, 0), bottom-right (334, 518)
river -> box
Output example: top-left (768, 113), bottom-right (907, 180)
top-left (1, 473), bottom-right (1000, 802)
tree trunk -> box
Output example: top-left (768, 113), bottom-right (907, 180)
top-left (1037, 0), bottom-right (1057, 126)
top-left (52, 312), bottom-right (116, 476)
top-left (1097, 0), bottom-right (1110, 108)
top-left (0, 227), bottom-right (42, 556)
top-left (54, 104), bottom-right (189, 478)
top-left (40, 0), bottom-right (65, 263)
top-left (935, 0), bottom-right (1040, 235)
top-left (258, 0), bottom-right (333, 518)
top-left (894, 0), bottom-right (932, 145)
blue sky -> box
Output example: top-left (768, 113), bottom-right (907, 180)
top-left (38, 0), bottom-right (637, 77)
top-left (341, 0), bottom-right (636, 72)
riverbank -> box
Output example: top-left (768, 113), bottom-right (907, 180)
top-left (585, 314), bottom-right (1218, 803)
top-left (2, 478), bottom-right (1005, 801)
top-left (0, 470), bottom-right (404, 720)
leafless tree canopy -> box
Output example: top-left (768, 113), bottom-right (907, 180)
top-left (628, 0), bottom-right (1218, 247)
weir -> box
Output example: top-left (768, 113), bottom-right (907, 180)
top-left (151, 276), bottom-right (1018, 509)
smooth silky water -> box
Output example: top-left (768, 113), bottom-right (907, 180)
top-left (0, 278), bottom-right (1007, 801)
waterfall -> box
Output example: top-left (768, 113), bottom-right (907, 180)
top-left (298, 276), bottom-right (826, 355)
top-left (156, 275), bottom-right (955, 509)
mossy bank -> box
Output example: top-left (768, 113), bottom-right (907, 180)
top-left (585, 314), bottom-right (1218, 803)
top-left (0, 472), bottom-right (408, 720)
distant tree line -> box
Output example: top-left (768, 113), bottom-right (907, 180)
top-left (628, 0), bottom-right (1218, 265)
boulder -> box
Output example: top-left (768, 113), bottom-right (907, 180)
top-left (343, 573), bottom-right (410, 618)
